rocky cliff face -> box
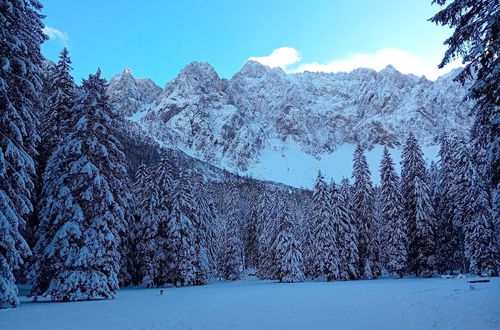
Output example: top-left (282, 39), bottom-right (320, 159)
top-left (108, 61), bottom-right (472, 174)
top-left (107, 68), bottom-right (162, 117)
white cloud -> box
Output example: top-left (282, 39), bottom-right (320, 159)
top-left (42, 26), bottom-right (69, 46)
top-left (291, 48), bottom-right (462, 80)
top-left (248, 47), bottom-right (301, 69)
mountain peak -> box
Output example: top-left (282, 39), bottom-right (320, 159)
top-left (241, 60), bottom-right (268, 70)
top-left (180, 61), bottom-right (218, 78)
top-left (237, 60), bottom-right (285, 78)
top-left (107, 67), bottom-right (162, 117)
top-left (162, 61), bottom-right (225, 98)
top-left (109, 68), bottom-right (135, 84)
top-left (380, 64), bottom-right (400, 75)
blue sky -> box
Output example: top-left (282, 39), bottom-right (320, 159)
top-left (41, 0), bottom-right (459, 87)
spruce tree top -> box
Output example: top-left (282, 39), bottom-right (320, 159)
top-left (430, 0), bottom-right (499, 104)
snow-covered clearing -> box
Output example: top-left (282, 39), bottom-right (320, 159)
top-left (2, 277), bottom-right (499, 330)
top-left (240, 144), bottom-right (439, 188)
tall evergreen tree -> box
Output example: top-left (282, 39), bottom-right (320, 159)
top-left (413, 176), bottom-right (436, 277)
top-left (125, 163), bottom-right (148, 285)
top-left (221, 185), bottom-right (244, 280)
top-left (331, 181), bottom-right (359, 280)
top-left (428, 159), bottom-right (441, 222)
top-left (401, 133), bottom-right (436, 277)
top-left (133, 163), bottom-right (149, 219)
top-left (211, 183), bottom-right (227, 279)
top-left (245, 206), bottom-right (259, 269)
top-left (449, 140), bottom-right (470, 272)
top-left (30, 70), bottom-right (129, 301)
top-left (192, 176), bottom-right (219, 281)
top-left (153, 156), bottom-right (175, 285)
top-left (464, 175), bottom-right (499, 277)
top-left (271, 201), bottom-right (305, 283)
top-left (118, 219), bottom-right (135, 286)
top-left (311, 172), bottom-right (339, 281)
top-left (28, 48), bottom-right (76, 266)
top-left (166, 170), bottom-right (198, 286)
top-left (380, 147), bottom-right (408, 277)
top-left (300, 193), bottom-right (316, 279)
top-left (372, 185), bottom-right (384, 270)
top-left (339, 178), bottom-right (360, 280)
top-left (352, 146), bottom-right (380, 279)
top-left (435, 135), bottom-right (461, 274)
top-left (452, 139), bottom-right (499, 276)
top-left (135, 163), bottom-right (163, 287)
top-left (430, 1), bottom-right (499, 217)
top-left (0, 0), bottom-right (46, 308)
top-left (256, 189), bottom-right (276, 279)
top-left (40, 48), bottom-right (76, 159)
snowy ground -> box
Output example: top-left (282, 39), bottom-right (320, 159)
top-left (2, 276), bottom-right (499, 330)
top-left (241, 144), bottom-right (440, 189)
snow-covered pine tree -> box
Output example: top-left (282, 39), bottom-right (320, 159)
top-left (339, 178), bottom-right (360, 280)
top-left (135, 163), bottom-right (164, 287)
top-left (428, 159), bottom-right (441, 219)
top-left (153, 156), bottom-right (175, 285)
top-left (401, 133), bottom-right (436, 277)
top-left (435, 135), bottom-right (461, 274)
top-left (0, 0), bottom-right (46, 308)
top-left (413, 176), bottom-right (437, 278)
top-left (296, 189), bottom-right (315, 279)
top-left (452, 139), bottom-right (499, 276)
top-left (125, 163), bottom-right (148, 285)
top-left (40, 48), bottom-right (76, 160)
top-left (271, 200), bottom-right (305, 283)
top-left (301, 224), bottom-right (315, 279)
top-left (245, 205), bottom-right (259, 269)
top-left (256, 188), bottom-right (275, 279)
top-left (431, 0), bottom-right (499, 224)
top-left (133, 163), bottom-right (149, 218)
top-left (311, 172), bottom-right (339, 281)
top-left (118, 219), bottom-right (135, 287)
top-left (30, 70), bottom-right (129, 301)
top-left (372, 185), bottom-right (384, 270)
top-left (331, 181), bottom-right (359, 280)
top-left (183, 173), bottom-right (209, 286)
top-left (287, 195), bottom-right (308, 262)
top-left (448, 140), bottom-right (469, 272)
top-left (265, 191), bottom-right (281, 275)
top-left (211, 188), bottom-right (223, 279)
top-left (118, 204), bottom-right (135, 287)
top-left (380, 147), bottom-right (408, 277)
top-left (167, 170), bottom-right (198, 286)
top-left (464, 175), bottom-right (499, 277)
top-left (352, 146), bottom-right (380, 279)
top-left (211, 182), bottom-right (228, 279)
top-left (192, 176), bottom-right (219, 282)
top-left (30, 49), bottom-right (76, 274)
top-left (221, 184), bottom-right (244, 280)
top-left (470, 112), bottom-right (500, 245)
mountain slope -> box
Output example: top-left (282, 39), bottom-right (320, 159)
top-left (108, 61), bottom-right (472, 187)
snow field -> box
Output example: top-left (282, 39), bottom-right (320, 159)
top-left (240, 144), bottom-right (439, 188)
top-left (2, 276), bottom-right (499, 330)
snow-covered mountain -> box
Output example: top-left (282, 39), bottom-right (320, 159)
top-left (107, 68), bottom-right (162, 117)
top-left (108, 61), bottom-right (472, 187)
